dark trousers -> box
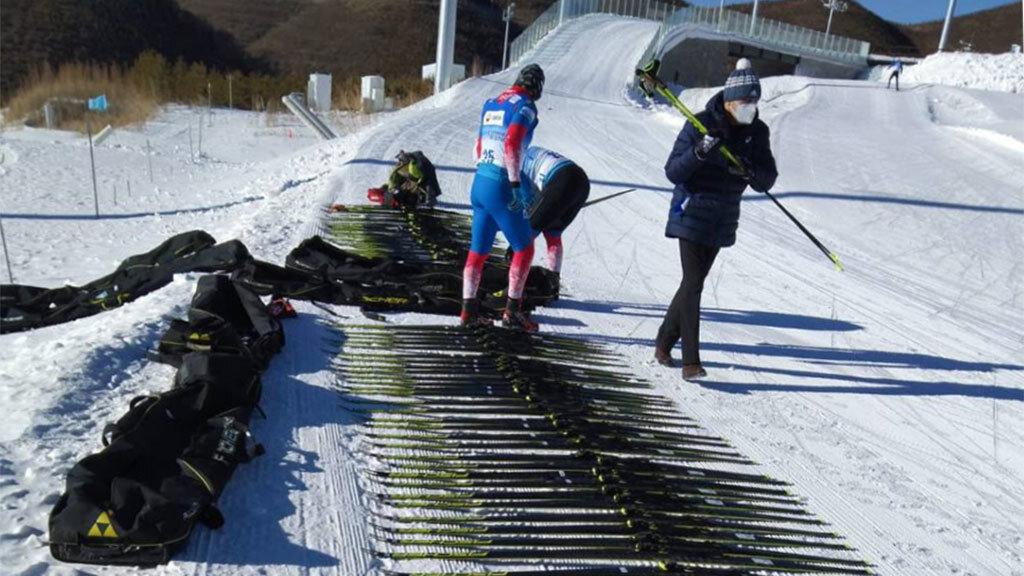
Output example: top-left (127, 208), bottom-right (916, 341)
top-left (656, 239), bottom-right (719, 365)
top-left (888, 72), bottom-right (899, 91)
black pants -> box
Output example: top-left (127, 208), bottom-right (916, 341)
top-left (656, 239), bottom-right (719, 365)
top-left (888, 72), bottom-right (899, 91)
top-left (528, 164), bottom-right (590, 232)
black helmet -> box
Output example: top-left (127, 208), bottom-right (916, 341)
top-left (515, 64), bottom-right (545, 101)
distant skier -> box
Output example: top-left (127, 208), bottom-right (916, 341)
top-left (520, 145), bottom-right (591, 297)
top-left (887, 58), bottom-right (903, 91)
top-left (461, 64), bottom-right (545, 331)
top-left (654, 59), bottom-right (777, 381)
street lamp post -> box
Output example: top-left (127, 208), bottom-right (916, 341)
top-left (821, 0), bottom-right (848, 36)
top-left (938, 0), bottom-right (958, 52)
top-left (435, 0), bottom-right (457, 94)
top-left (502, 2), bottom-right (516, 70)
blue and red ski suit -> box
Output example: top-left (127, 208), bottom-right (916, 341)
top-left (463, 85), bottom-right (539, 301)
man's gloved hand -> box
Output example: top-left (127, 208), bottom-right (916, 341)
top-left (508, 181), bottom-right (533, 212)
top-left (728, 156), bottom-right (762, 190)
top-left (693, 134), bottom-right (722, 161)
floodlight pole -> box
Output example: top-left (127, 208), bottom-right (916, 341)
top-left (502, 3), bottom-right (516, 70)
top-left (435, 0), bottom-right (458, 94)
top-left (826, 1), bottom-right (836, 35)
top-left (938, 0), bottom-right (958, 52)
top-left (749, 0), bottom-right (760, 35)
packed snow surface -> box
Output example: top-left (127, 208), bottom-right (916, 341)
top-left (2, 14), bottom-right (1023, 576)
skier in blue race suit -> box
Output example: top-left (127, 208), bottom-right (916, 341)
top-left (461, 64), bottom-right (545, 331)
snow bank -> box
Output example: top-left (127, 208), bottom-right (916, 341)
top-left (897, 52), bottom-right (1024, 93)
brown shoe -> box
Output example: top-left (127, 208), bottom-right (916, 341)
top-left (654, 347), bottom-right (674, 367)
top-left (682, 363), bottom-right (708, 382)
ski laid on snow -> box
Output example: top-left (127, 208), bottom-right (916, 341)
top-left (327, 324), bottom-right (875, 575)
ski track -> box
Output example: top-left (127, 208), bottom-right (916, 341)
top-left (1, 13), bottom-right (1023, 576)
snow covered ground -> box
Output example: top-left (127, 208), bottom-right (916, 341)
top-left (2, 13), bottom-right (1023, 576)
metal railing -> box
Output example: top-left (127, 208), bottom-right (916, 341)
top-left (508, 0), bottom-right (679, 66)
top-left (637, 4), bottom-right (870, 68)
top-left (508, 0), bottom-right (870, 69)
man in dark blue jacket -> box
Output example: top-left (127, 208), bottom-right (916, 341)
top-left (654, 61), bottom-right (778, 381)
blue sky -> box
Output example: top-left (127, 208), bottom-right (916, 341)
top-left (686, 0), bottom-right (1017, 24)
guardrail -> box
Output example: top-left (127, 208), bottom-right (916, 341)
top-left (508, 0), bottom-right (677, 66)
top-left (508, 0), bottom-right (870, 70)
top-left (637, 4), bottom-right (870, 68)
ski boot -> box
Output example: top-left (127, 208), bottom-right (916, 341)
top-left (550, 272), bottom-right (561, 301)
top-left (460, 298), bottom-right (493, 328)
top-left (502, 298), bottom-right (539, 333)
top-left (682, 363), bottom-right (707, 382)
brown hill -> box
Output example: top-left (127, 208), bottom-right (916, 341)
top-left (901, 3), bottom-right (1023, 54)
top-left (0, 0), bottom-right (256, 103)
top-left (725, 0), bottom-right (920, 55)
top-left (708, 0), bottom-right (1021, 56)
top-left (4, 0), bottom-right (1018, 105)
top-left (176, 0), bottom-right (512, 79)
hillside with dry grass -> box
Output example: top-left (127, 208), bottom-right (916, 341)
top-left (717, 0), bottom-right (1020, 56)
top-left (176, 0), bottom-right (511, 78)
top-left (0, 0), bottom-right (257, 104)
top-left (3, 0), bottom-right (1019, 114)
top-left (902, 3), bottom-right (1023, 54)
top-left (725, 0), bottom-right (921, 56)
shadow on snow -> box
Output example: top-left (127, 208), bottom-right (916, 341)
top-left (179, 312), bottom-right (368, 568)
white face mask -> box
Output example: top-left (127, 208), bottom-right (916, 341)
top-left (731, 102), bottom-right (757, 125)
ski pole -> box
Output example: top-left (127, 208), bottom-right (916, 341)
top-left (763, 190), bottom-right (843, 271)
top-left (636, 61), bottom-right (744, 169)
top-left (636, 61), bottom-right (843, 272)
top-left (582, 188), bottom-right (636, 208)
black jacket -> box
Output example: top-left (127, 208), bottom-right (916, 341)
top-left (663, 92), bottom-right (777, 248)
